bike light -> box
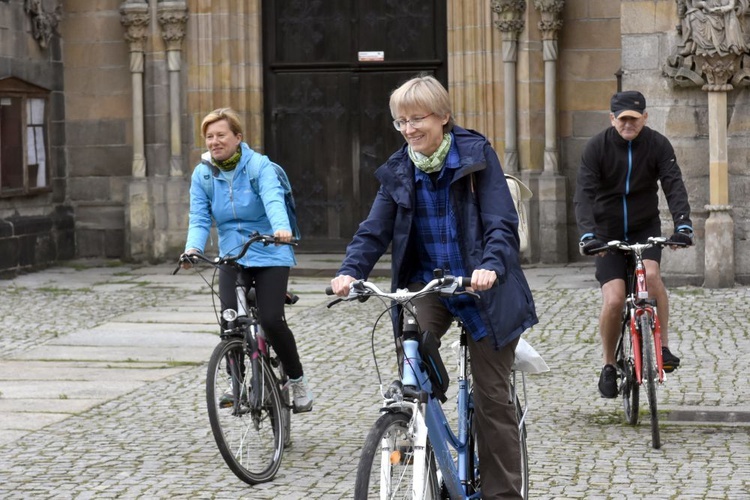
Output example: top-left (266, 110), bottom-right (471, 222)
top-left (222, 309), bottom-right (238, 322)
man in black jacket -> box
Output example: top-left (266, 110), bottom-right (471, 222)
top-left (574, 90), bottom-right (694, 398)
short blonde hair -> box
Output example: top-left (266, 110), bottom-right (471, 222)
top-left (389, 75), bottom-right (454, 132)
top-left (201, 107), bottom-right (244, 138)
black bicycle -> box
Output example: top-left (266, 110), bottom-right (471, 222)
top-left (174, 232), bottom-right (297, 484)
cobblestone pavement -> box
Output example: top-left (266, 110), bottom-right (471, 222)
top-left (0, 259), bottom-right (748, 499)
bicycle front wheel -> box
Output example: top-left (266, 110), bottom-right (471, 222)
top-left (206, 338), bottom-right (285, 484)
top-left (354, 411), bottom-right (440, 500)
top-left (617, 321), bottom-right (640, 425)
top-left (640, 314), bottom-right (661, 449)
top-left (515, 395), bottom-right (529, 498)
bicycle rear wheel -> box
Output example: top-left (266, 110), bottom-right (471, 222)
top-left (275, 359), bottom-right (292, 448)
top-left (354, 411), bottom-right (440, 499)
top-left (617, 320), bottom-right (640, 425)
top-left (206, 338), bottom-right (285, 484)
top-left (640, 314), bottom-right (661, 449)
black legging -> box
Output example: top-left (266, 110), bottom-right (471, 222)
top-left (218, 265), bottom-right (304, 379)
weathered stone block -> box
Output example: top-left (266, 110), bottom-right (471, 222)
top-left (67, 146), bottom-right (131, 177)
top-left (76, 205), bottom-right (125, 230)
top-left (622, 36), bottom-right (660, 70)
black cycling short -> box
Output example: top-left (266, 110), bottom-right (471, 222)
top-left (594, 222), bottom-right (662, 286)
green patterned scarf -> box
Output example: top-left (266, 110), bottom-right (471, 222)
top-left (408, 133), bottom-right (452, 174)
top-left (212, 148), bottom-right (242, 172)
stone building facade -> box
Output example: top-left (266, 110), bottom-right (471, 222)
top-left (0, 0), bottom-right (748, 285)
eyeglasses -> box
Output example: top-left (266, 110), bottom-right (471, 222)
top-left (392, 113), bottom-right (434, 131)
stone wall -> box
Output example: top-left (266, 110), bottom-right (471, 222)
top-left (3, 0), bottom-right (747, 284)
top-left (0, 0), bottom-right (73, 275)
top-left (558, 0), bottom-right (623, 261)
top-left (59, 0), bottom-right (133, 259)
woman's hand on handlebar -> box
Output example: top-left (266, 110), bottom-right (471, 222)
top-left (471, 269), bottom-right (497, 292)
top-left (180, 249), bottom-right (202, 270)
top-left (330, 274), bottom-right (357, 297)
top-left (273, 229), bottom-right (293, 244)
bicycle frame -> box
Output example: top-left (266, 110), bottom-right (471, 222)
top-left (626, 247), bottom-right (665, 384)
top-left (400, 328), bottom-right (476, 499)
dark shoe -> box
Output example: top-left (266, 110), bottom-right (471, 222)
top-left (662, 347), bottom-right (681, 373)
top-left (598, 364), bottom-right (618, 399)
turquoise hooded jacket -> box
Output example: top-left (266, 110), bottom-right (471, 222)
top-left (185, 142), bottom-right (296, 268)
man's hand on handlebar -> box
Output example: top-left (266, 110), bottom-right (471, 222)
top-left (667, 228), bottom-right (693, 249)
top-left (579, 236), bottom-right (608, 257)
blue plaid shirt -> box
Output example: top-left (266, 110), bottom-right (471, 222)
top-left (411, 139), bottom-right (488, 341)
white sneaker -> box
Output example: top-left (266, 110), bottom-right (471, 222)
top-left (288, 376), bottom-right (313, 413)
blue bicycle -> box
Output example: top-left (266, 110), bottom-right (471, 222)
top-left (327, 274), bottom-right (548, 499)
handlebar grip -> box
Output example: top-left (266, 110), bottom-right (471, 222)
top-left (325, 286), bottom-right (334, 295)
top-left (457, 276), bottom-right (473, 287)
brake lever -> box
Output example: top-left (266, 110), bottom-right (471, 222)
top-left (326, 297), bottom-right (344, 308)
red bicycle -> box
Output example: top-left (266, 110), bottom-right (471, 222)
top-left (588, 236), bottom-right (687, 449)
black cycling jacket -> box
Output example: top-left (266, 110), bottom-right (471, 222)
top-left (574, 126), bottom-right (692, 241)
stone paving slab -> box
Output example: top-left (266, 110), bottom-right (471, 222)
top-left (10, 345), bottom-right (214, 363)
top-left (0, 259), bottom-right (748, 498)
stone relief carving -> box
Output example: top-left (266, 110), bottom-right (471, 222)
top-left (665, 0), bottom-right (750, 90)
top-left (24, 0), bottom-right (61, 49)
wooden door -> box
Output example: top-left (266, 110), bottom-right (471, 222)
top-left (263, 0), bottom-right (447, 250)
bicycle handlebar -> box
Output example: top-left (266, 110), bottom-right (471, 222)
top-left (325, 275), bottom-right (475, 307)
top-left (582, 236), bottom-right (689, 256)
top-left (173, 232), bottom-right (298, 274)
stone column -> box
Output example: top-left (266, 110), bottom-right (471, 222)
top-left (120, 1), bottom-right (151, 261)
top-left (491, 0), bottom-right (526, 174)
top-left (704, 88), bottom-right (734, 287)
top-left (157, 1), bottom-right (189, 177)
top-left (533, 0), bottom-right (567, 263)
top-left (698, 57), bottom-right (737, 288)
top-left (120, 1), bottom-right (150, 178)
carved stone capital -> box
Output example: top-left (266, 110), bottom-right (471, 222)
top-left (491, 0), bottom-right (526, 35)
top-left (24, 0), bottom-right (61, 50)
top-left (158, 2), bottom-right (189, 52)
top-left (534, 0), bottom-right (564, 40)
top-left (699, 54), bottom-right (739, 91)
top-left (120, 1), bottom-right (151, 53)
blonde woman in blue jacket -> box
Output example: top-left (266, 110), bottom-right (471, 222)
top-left (182, 107), bottom-right (312, 413)
top-left (330, 76), bottom-right (537, 499)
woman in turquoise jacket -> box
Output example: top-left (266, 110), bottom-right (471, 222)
top-left (183, 107), bottom-right (312, 413)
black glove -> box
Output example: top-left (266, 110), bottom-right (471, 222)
top-left (668, 229), bottom-right (693, 246)
top-left (579, 237), bottom-right (607, 256)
